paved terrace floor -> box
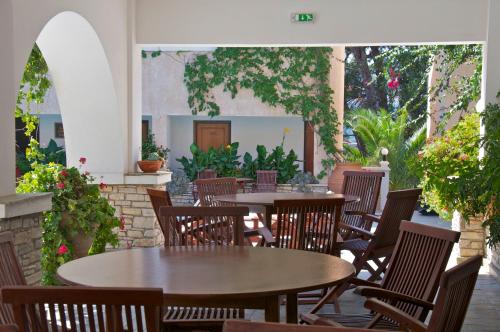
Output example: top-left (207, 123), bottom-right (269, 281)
top-left (248, 212), bottom-right (500, 331)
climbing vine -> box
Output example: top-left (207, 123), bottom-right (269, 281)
top-left (183, 47), bottom-right (339, 177)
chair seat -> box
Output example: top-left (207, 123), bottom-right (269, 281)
top-left (163, 306), bottom-right (241, 324)
top-left (300, 312), bottom-right (400, 330)
top-left (340, 238), bottom-right (369, 252)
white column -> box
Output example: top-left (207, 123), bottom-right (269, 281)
top-left (0, 1), bottom-right (16, 197)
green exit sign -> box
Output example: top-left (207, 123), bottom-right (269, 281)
top-left (292, 13), bottom-right (315, 23)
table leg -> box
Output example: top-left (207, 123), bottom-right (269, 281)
top-left (264, 295), bottom-right (280, 322)
top-left (286, 293), bottom-right (298, 323)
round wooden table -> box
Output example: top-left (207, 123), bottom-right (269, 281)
top-left (57, 246), bottom-right (355, 323)
top-left (214, 192), bottom-right (359, 228)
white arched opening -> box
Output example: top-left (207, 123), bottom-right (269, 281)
top-left (35, 11), bottom-right (124, 182)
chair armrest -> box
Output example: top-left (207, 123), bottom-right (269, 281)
top-left (364, 298), bottom-right (428, 332)
top-left (354, 287), bottom-right (434, 310)
top-left (344, 210), bottom-right (367, 216)
top-left (299, 313), bottom-right (343, 327)
top-left (349, 278), bottom-right (381, 288)
top-left (339, 223), bottom-right (374, 238)
top-left (363, 214), bottom-right (381, 224)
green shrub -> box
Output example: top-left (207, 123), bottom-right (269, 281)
top-left (241, 145), bottom-right (299, 184)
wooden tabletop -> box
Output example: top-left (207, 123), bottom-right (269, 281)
top-left (214, 192), bottom-right (359, 206)
top-left (57, 246), bottom-right (355, 300)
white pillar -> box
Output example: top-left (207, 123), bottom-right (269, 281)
top-left (129, 0), bottom-right (142, 173)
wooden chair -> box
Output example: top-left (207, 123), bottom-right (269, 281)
top-left (159, 206), bottom-right (248, 331)
top-left (340, 188), bottom-right (422, 281)
top-left (196, 177), bottom-right (274, 245)
top-left (192, 169), bottom-right (218, 202)
top-left (0, 232), bottom-right (28, 325)
top-left (147, 188), bottom-right (173, 236)
top-left (340, 171), bottom-right (384, 239)
top-left (362, 255), bottom-right (482, 332)
top-left (301, 221), bottom-right (460, 329)
top-left (223, 321), bottom-right (385, 332)
top-left (272, 198), bottom-right (345, 255)
top-left (253, 170), bottom-right (278, 193)
top-left (1, 286), bottom-right (163, 332)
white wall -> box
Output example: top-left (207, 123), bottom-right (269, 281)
top-left (38, 115), bottom-right (65, 148)
top-left (136, 0), bottom-right (488, 45)
top-left (168, 116), bottom-right (304, 171)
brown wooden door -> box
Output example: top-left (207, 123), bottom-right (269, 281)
top-left (304, 121), bottom-right (314, 173)
top-left (142, 120), bottom-right (149, 144)
top-left (194, 121), bottom-right (231, 152)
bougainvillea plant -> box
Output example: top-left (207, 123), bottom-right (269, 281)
top-left (17, 158), bottom-right (120, 285)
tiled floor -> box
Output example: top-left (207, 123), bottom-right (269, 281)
top-left (248, 212), bottom-right (500, 331)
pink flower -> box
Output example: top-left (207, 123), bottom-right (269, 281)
top-left (99, 182), bottom-right (107, 190)
top-left (56, 182), bottom-right (65, 190)
top-left (120, 216), bottom-right (126, 230)
top-left (79, 157), bottom-right (87, 164)
top-left (387, 78), bottom-right (400, 90)
top-left (57, 244), bottom-right (68, 255)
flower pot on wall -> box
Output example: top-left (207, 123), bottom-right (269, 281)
top-left (327, 162), bottom-right (362, 193)
top-left (137, 160), bottom-right (162, 173)
top-left (60, 213), bottom-right (94, 259)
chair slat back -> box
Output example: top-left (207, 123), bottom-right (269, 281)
top-left (1, 286), bottom-right (163, 332)
top-left (255, 170), bottom-right (278, 193)
top-left (195, 177), bottom-right (238, 207)
top-left (197, 169), bottom-right (217, 179)
top-left (0, 232), bottom-right (27, 325)
top-left (381, 221), bottom-right (460, 321)
top-left (341, 171), bottom-right (384, 229)
top-left (159, 206), bottom-right (248, 247)
top-left (371, 188), bottom-right (422, 250)
top-left (223, 320), bottom-right (377, 332)
top-left (146, 188), bottom-right (173, 235)
top-left (427, 255), bottom-right (481, 332)
top-left (273, 199), bottom-right (345, 255)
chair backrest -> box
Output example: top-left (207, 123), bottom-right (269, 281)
top-left (381, 221), bottom-right (460, 321)
top-left (341, 171), bottom-right (384, 228)
top-left (427, 255), bottom-right (482, 332)
top-left (159, 206), bottom-right (248, 247)
top-left (0, 232), bottom-right (27, 325)
top-left (223, 320), bottom-right (379, 332)
top-left (273, 198), bottom-right (345, 255)
top-left (370, 188), bottom-right (422, 251)
top-left (197, 169), bottom-right (217, 179)
top-left (146, 188), bottom-right (173, 235)
top-left (1, 286), bottom-right (163, 332)
top-left (255, 170), bottom-right (278, 193)
top-left (195, 177), bottom-right (238, 207)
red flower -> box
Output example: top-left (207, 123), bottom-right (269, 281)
top-left (120, 216), bottom-right (126, 230)
top-left (387, 78), bottom-right (400, 90)
top-left (99, 182), bottom-right (107, 190)
top-left (56, 182), bottom-right (65, 190)
top-left (57, 244), bottom-right (68, 255)
top-left (79, 157), bottom-right (87, 164)
top-left (60, 170), bottom-right (69, 177)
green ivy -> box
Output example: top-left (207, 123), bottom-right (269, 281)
top-left (183, 47), bottom-right (339, 178)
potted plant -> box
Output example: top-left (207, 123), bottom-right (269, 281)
top-left (138, 152), bottom-right (163, 173)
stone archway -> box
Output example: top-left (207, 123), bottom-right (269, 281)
top-left (34, 11), bottom-right (124, 182)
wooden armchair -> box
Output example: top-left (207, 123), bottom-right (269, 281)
top-left (301, 221), bottom-right (460, 329)
top-left (253, 170), bottom-right (278, 193)
top-left (223, 321), bottom-right (385, 332)
top-left (340, 188), bottom-right (422, 281)
top-left (192, 169), bottom-right (218, 202)
top-left (1, 286), bottom-right (163, 332)
top-left (0, 232), bottom-right (29, 325)
top-left (340, 171), bottom-right (384, 239)
top-left (360, 255), bottom-right (482, 332)
top-left (159, 206), bottom-right (249, 331)
top-left (147, 188), bottom-right (173, 236)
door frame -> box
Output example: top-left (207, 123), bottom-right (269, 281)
top-left (193, 120), bottom-right (232, 147)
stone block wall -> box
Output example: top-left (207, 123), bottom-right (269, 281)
top-left (452, 211), bottom-right (486, 263)
top-left (101, 184), bottom-right (165, 249)
top-left (0, 213), bottom-right (43, 285)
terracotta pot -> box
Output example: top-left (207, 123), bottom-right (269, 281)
top-left (60, 213), bottom-right (94, 258)
top-left (327, 162), bottom-right (362, 193)
top-left (137, 160), bottom-right (162, 173)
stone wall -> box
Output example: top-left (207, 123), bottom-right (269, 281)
top-left (452, 211), bottom-right (486, 263)
top-left (101, 184), bottom-right (165, 249)
top-left (0, 213), bottom-right (43, 285)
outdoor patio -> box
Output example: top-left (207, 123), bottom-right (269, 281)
top-left (0, 1), bottom-right (499, 331)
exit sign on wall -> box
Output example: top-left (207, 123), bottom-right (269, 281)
top-left (292, 13), bottom-right (315, 23)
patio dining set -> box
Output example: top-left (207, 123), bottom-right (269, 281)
top-left (0, 170), bottom-right (482, 332)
